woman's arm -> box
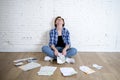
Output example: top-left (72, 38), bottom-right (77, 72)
top-left (62, 45), bottom-right (69, 56)
top-left (49, 29), bottom-right (59, 56)
top-left (51, 45), bottom-right (59, 56)
top-left (62, 29), bottom-right (71, 56)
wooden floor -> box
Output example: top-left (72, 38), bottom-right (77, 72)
top-left (0, 52), bottom-right (120, 80)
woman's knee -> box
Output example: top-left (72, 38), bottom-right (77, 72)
top-left (42, 46), bottom-right (55, 58)
top-left (70, 48), bottom-right (77, 55)
top-left (42, 46), bottom-right (49, 52)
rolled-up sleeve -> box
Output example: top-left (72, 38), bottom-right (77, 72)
top-left (62, 28), bottom-right (71, 46)
top-left (49, 30), bottom-right (54, 46)
top-left (66, 30), bottom-right (71, 45)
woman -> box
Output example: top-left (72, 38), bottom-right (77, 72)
top-left (42, 16), bottom-right (77, 62)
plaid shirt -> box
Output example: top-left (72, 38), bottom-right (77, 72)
top-left (49, 27), bottom-right (71, 47)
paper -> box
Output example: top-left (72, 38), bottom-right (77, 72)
top-left (27, 58), bottom-right (37, 63)
top-left (57, 53), bottom-right (65, 64)
top-left (13, 57), bottom-right (35, 63)
top-left (38, 66), bottom-right (57, 76)
top-left (93, 64), bottom-right (103, 69)
top-left (14, 62), bottom-right (24, 66)
top-left (79, 66), bottom-right (95, 74)
top-left (19, 62), bottom-right (41, 71)
top-left (60, 67), bottom-right (77, 76)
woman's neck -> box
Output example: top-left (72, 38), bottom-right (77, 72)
top-left (56, 25), bottom-right (63, 31)
top-left (56, 26), bottom-right (63, 36)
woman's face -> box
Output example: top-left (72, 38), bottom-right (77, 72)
top-left (56, 18), bottom-right (64, 26)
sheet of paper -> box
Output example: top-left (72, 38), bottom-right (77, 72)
top-left (57, 53), bottom-right (65, 64)
top-left (92, 64), bottom-right (103, 69)
top-left (13, 57), bottom-right (35, 63)
top-left (19, 62), bottom-right (41, 71)
top-left (14, 62), bottom-right (24, 66)
top-left (60, 67), bottom-right (77, 76)
top-left (38, 66), bottom-right (57, 76)
top-left (79, 66), bottom-right (95, 74)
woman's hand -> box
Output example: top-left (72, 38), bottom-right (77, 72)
top-left (62, 45), bottom-right (69, 56)
top-left (54, 50), bottom-right (59, 56)
top-left (62, 49), bottom-right (67, 56)
top-left (51, 45), bottom-right (59, 57)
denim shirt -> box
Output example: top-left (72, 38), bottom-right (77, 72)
top-left (49, 27), bottom-right (71, 47)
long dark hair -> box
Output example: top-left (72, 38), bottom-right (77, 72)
top-left (54, 16), bottom-right (65, 27)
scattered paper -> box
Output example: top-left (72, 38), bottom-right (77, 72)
top-left (14, 62), bottom-right (24, 66)
top-left (13, 57), bottom-right (35, 63)
top-left (19, 62), bottom-right (41, 71)
top-left (93, 64), bottom-right (103, 69)
top-left (79, 66), bottom-right (95, 74)
top-left (60, 67), bottom-right (77, 76)
top-left (27, 58), bottom-right (37, 63)
top-left (57, 53), bottom-right (65, 64)
top-left (38, 66), bottom-right (57, 76)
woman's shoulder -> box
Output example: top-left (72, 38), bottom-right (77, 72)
top-left (50, 28), bottom-right (56, 31)
top-left (63, 27), bottom-right (69, 32)
top-left (50, 28), bottom-right (56, 33)
top-left (50, 27), bottom-right (69, 32)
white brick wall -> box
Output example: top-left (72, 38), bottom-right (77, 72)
top-left (0, 0), bottom-right (120, 52)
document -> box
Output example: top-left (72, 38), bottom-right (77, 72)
top-left (38, 66), bottom-right (57, 76)
top-left (79, 66), bottom-right (95, 74)
top-left (57, 53), bottom-right (66, 64)
top-left (60, 67), bottom-right (77, 76)
top-left (19, 62), bottom-right (41, 71)
top-left (92, 64), bottom-right (103, 69)
top-left (13, 57), bottom-right (35, 63)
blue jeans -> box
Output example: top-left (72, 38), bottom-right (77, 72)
top-left (42, 46), bottom-right (77, 59)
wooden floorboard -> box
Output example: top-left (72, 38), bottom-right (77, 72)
top-left (0, 52), bottom-right (120, 80)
